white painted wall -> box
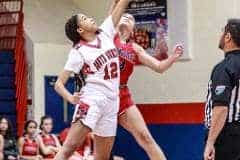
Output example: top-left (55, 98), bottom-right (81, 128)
top-left (32, 43), bottom-right (71, 122)
top-left (72, 0), bottom-right (110, 24)
top-left (23, 0), bottom-right (80, 44)
top-left (23, 0), bottom-right (240, 121)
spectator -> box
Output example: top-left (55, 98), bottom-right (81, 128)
top-left (0, 134), bottom-right (3, 160)
top-left (59, 128), bottom-right (93, 160)
top-left (18, 120), bottom-right (42, 160)
top-left (0, 116), bottom-right (18, 160)
top-left (37, 116), bottom-right (61, 159)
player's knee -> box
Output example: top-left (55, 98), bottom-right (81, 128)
top-left (59, 146), bottom-right (73, 158)
top-left (62, 140), bottom-right (78, 156)
top-left (138, 130), bottom-right (154, 146)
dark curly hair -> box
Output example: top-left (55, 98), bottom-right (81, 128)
top-left (0, 116), bottom-right (14, 139)
top-left (224, 19), bottom-right (240, 47)
top-left (65, 15), bottom-right (81, 45)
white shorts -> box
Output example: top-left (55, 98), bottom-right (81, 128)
top-left (72, 88), bottom-right (119, 137)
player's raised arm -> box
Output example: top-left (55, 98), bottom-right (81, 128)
top-left (132, 43), bottom-right (184, 73)
top-left (111, 0), bottom-right (131, 27)
top-left (108, 0), bottom-right (119, 15)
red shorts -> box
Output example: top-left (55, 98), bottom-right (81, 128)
top-left (118, 87), bottom-right (134, 116)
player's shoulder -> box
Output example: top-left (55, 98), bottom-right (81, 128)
top-left (17, 136), bottom-right (25, 144)
top-left (211, 58), bottom-right (234, 79)
top-left (211, 61), bottom-right (225, 78)
top-left (73, 42), bottom-right (83, 50)
top-left (98, 29), bottom-right (111, 40)
top-left (68, 45), bottom-right (85, 57)
top-left (73, 42), bottom-right (92, 54)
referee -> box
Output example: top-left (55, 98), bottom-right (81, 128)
top-left (204, 19), bottom-right (240, 160)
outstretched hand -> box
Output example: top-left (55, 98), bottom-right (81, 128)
top-left (172, 43), bottom-right (184, 60)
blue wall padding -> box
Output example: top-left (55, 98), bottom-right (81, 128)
top-left (0, 101), bottom-right (16, 114)
top-left (112, 124), bottom-right (205, 160)
top-left (0, 51), bottom-right (15, 63)
top-left (0, 89), bottom-right (15, 100)
top-left (0, 64), bottom-right (15, 76)
top-left (0, 76), bottom-right (15, 88)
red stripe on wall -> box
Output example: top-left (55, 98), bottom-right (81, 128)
top-left (137, 103), bottom-right (204, 124)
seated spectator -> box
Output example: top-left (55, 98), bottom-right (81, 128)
top-left (0, 134), bottom-right (3, 160)
top-left (37, 116), bottom-right (61, 159)
top-left (18, 120), bottom-right (42, 160)
top-left (0, 116), bottom-right (18, 160)
top-left (59, 128), bottom-right (93, 160)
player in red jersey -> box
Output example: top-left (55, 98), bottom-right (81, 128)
top-left (18, 120), bottom-right (42, 160)
top-left (109, 2), bottom-right (183, 160)
top-left (37, 116), bottom-right (61, 159)
top-left (116, 15), bottom-right (183, 160)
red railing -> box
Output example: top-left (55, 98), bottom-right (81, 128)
top-left (0, 0), bottom-right (27, 136)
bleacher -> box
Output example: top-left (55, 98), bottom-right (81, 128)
top-left (0, 0), bottom-right (26, 136)
top-left (0, 50), bottom-right (16, 130)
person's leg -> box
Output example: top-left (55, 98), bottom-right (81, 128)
top-left (54, 121), bottom-right (91, 160)
top-left (92, 96), bottom-right (118, 160)
top-left (55, 100), bottom-right (100, 160)
top-left (119, 105), bottom-right (166, 160)
top-left (214, 128), bottom-right (231, 160)
top-left (229, 125), bottom-right (240, 160)
top-left (94, 135), bottom-right (115, 160)
top-left (232, 134), bottom-right (240, 160)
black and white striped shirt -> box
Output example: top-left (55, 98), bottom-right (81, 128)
top-left (205, 50), bottom-right (240, 128)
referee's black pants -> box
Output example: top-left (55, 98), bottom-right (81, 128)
top-left (205, 122), bottom-right (240, 160)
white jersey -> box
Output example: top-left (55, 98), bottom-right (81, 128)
top-left (64, 16), bottom-right (119, 98)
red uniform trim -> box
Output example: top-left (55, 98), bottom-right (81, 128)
top-left (137, 103), bottom-right (204, 124)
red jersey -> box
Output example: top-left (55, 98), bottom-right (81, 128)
top-left (40, 134), bottom-right (57, 159)
top-left (114, 35), bottom-right (138, 114)
top-left (114, 35), bottom-right (138, 85)
top-left (59, 128), bottom-right (92, 156)
top-left (22, 136), bottom-right (39, 156)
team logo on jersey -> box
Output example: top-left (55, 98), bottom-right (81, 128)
top-left (82, 63), bottom-right (94, 74)
top-left (93, 49), bottom-right (118, 70)
top-left (117, 48), bottom-right (135, 63)
top-left (74, 101), bottom-right (90, 121)
top-left (215, 85), bottom-right (226, 95)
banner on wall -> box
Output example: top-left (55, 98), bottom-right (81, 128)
top-left (126, 0), bottom-right (168, 60)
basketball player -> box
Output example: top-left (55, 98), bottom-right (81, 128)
top-left (109, 2), bottom-right (183, 159)
top-left (54, 0), bottom-right (131, 160)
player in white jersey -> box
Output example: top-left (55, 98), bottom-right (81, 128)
top-left (54, 0), bottom-right (130, 160)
